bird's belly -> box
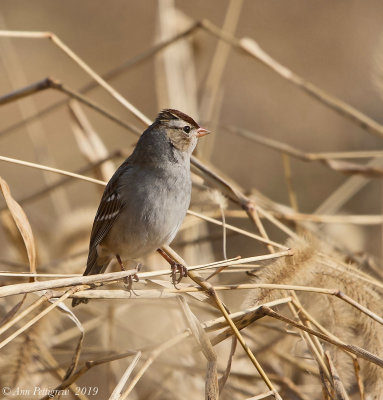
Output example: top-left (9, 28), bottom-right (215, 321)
top-left (102, 177), bottom-right (190, 261)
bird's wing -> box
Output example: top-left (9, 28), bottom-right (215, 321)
top-left (83, 162), bottom-right (130, 276)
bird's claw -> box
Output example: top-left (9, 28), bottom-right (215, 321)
top-left (123, 264), bottom-right (142, 295)
top-left (170, 263), bottom-right (188, 288)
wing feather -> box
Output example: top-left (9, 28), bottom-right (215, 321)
top-left (83, 161), bottom-right (130, 276)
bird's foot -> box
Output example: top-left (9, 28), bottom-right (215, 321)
top-left (116, 254), bottom-right (141, 294)
top-left (123, 264), bottom-right (141, 294)
top-left (156, 248), bottom-right (188, 288)
top-left (170, 263), bottom-right (188, 288)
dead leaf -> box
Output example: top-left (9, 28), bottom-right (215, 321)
top-left (0, 176), bottom-right (36, 274)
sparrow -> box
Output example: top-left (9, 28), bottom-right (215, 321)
top-left (72, 109), bottom-right (210, 306)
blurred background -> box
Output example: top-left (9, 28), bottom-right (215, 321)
top-left (1, 1), bottom-right (383, 255)
top-left (1, 1), bottom-right (383, 399)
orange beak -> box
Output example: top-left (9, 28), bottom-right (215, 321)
top-left (196, 127), bottom-right (210, 138)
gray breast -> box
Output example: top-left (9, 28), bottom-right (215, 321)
top-left (103, 163), bottom-right (191, 260)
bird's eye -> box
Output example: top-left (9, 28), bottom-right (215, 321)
top-left (183, 125), bottom-right (191, 133)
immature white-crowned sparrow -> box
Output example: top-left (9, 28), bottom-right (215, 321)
top-left (72, 109), bottom-right (209, 306)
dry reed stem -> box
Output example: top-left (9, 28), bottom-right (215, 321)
top-left (52, 314), bottom-right (104, 347)
top-left (178, 296), bottom-right (219, 399)
top-left (325, 351), bottom-right (350, 400)
top-left (271, 348), bottom-right (319, 376)
top-left (0, 61), bottom-right (289, 259)
top-left (190, 156), bottom-right (276, 252)
top-left (0, 154), bottom-right (105, 185)
top-left (0, 19), bottom-right (71, 215)
top-left (4, 16), bottom-right (382, 141)
top-left (287, 296), bottom-right (331, 382)
top-left (35, 341), bottom-right (89, 400)
top-left (108, 351), bottom-right (141, 400)
top-left (2, 23), bottom-right (382, 231)
top-left (0, 76), bottom-right (277, 261)
top-left (315, 157), bottom-right (383, 214)
top-left (69, 280), bottom-right (381, 327)
top-left (199, 0), bottom-right (243, 160)
top-left (44, 301), bottom-right (296, 399)
top-left (46, 299), bottom-right (289, 399)
top-left (0, 77), bottom-right (52, 104)
top-left (352, 358), bottom-right (365, 400)
top-left (120, 298), bottom-right (290, 399)
top-left (291, 294), bottom-right (330, 364)
top-left (291, 299), bottom-right (365, 398)
top-left (218, 336), bottom-right (237, 393)
top-left (1, 24), bottom-right (381, 250)
top-left (274, 211), bottom-right (383, 225)
top-left (162, 245), bottom-right (283, 398)
top-left (231, 125), bottom-right (383, 178)
top-left (0, 272), bottom-right (82, 277)
top-left (0, 22), bottom-right (200, 138)
top-left (255, 206), bottom-right (301, 241)
top-left (261, 375), bottom-right (310, 400)
top-left (0, 153), bottom-right (289, 249)
top-left (261, 306), bottom-right (383, 368)
top-left (319, 255), bottom-right (383, 290)
top-left (120, 331), bottom-right (190, 399)
top-left (282, 154), bottom-right (299, 212)
top-left (196, 20), bottom-right (383, 138)
top-left (56, 303), bottom-right (85, 380)
top-left (193, 283), bottom-right (279, 395)
top-left (0, 269), bottom-right (136, 298)
top-left (68, 100), bottom-right (116, 180)
top-left (0, 251), bottom-right (288, 297)
top-left (0, 29), bottom-right (151, 124)
top-left (39, 350), bottom-right (138, 400)
top-left (0, 151), bottom-right (123, 212)
top-left (0, 18), bottom-right (382, 398)
top-left (246, 391), bottom-right (275, 400)
top-left (0, 293), bottom-right (28, 327)
top-left (0, 295), bottom-right (48, 336)
top-left (0, 77), bottom-right (140, 134)
top-left (0, 264), bottom-right (262, 278)
top-left (0, 289), bottom-right (73, 349)
top-left (290, 297), bottom-right (346, 344)
top-left (203, 298), bottom-right (292, 332)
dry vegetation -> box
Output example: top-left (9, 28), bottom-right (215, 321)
top-left (0, 1), bottom-right (383, 399)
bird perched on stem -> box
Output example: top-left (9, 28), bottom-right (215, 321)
top-left (72, 109), bottom-right (210, 307)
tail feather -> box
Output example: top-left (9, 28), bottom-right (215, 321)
top-left (71, 249), bottom-right (110, 307)
top-left (72, 297), bottom-right (89, 307)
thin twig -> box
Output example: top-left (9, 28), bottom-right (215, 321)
top-left (162, 246), bottom-right (283, 399)
top-left (0, 289), bottom-right (73, 349)
top-left (0, 154), bottom-right (105, 185)
top-left (0, 77), bottom-right (141, 134)
top-left (230, 125), bottom-right (383, 178)
top-left (262, 306), bottom-right (383, 368)
top-left (199, 20), bottom-right (383, 139)
top-left (0, 294), bottom-right (49, 336)
top-left (0, 23), bottom-right (200, 138)
top-left (108, 351), bottom-right (141, 400)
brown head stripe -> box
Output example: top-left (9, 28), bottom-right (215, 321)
top-left (156, 109), bottom-right (200, 128)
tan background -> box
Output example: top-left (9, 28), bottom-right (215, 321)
top-left (1, 1), bottom-right (383, 256)
top-left (1, 2), bottom-right (383, 398)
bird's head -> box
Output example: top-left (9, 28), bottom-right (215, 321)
top-left (155, 109), bottom-right (210, 153)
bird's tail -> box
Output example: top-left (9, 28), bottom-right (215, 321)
top-left (72, 250), bottom-right (110, 307)
top-left (72, 297), bottom-right (89, 307)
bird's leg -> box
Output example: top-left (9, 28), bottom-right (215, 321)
top-left (115, 254), bottom-right (140, 291)
top-left (157, 248), bottom-right (188, 287)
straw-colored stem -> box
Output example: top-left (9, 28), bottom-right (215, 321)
top-left (0, 289), bottom-right (74, 349)
top-left (0, 294), bottom-right (49, 336)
